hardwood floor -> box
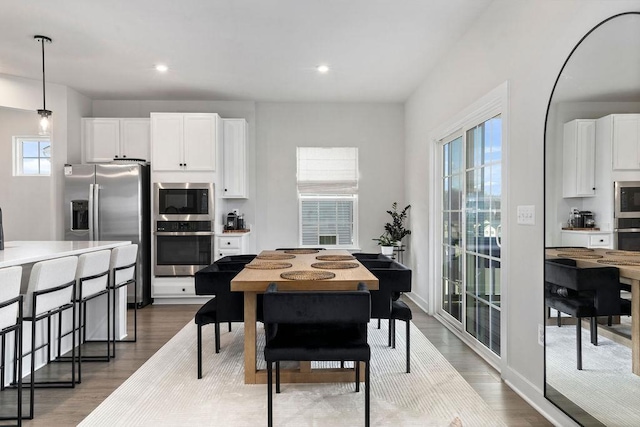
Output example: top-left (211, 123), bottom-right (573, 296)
top-left (17, 301), bottom-right (550, 426)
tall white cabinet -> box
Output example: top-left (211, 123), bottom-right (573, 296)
top-left (150, 113), bottom-right (220, 171)
top-left (82, 118), bottom-right (150, 163)
top-left (562, 119), bottom-right (596, 198)
top-left (222, 118), bottom-right (248, 198)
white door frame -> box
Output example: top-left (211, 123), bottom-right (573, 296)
top-left (427, 81), bottom-right (510, 372)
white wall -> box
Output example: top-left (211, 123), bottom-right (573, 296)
top-left (0, 74), bottom-right (76, 240)
top-left (404, 0), bottom-right (640, 424)
top-left (255, 102), bottom-right (405, 252)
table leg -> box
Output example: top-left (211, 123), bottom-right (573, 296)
top-left (244, 292), bottom-right (257, 384)
top-left (632, 280), bottom-right (640, 376)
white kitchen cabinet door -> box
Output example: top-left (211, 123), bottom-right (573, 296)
top-left (151, 114), bottom-right (184, 171)
top-left (83, 118), bottom-right (120, 163)
top-left (183, 114), bottom-right (216, 171)
top-left (562, 119), bottom-right (596, 198)
top-left (222, 119), bottom-right (247, 198)
top-left (120, 119), bottom-right (150, 161)
top-left (612, 114), bottom-right (640, 170)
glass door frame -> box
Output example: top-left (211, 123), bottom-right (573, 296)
top-left (429, 82), bottom-right (509, 372)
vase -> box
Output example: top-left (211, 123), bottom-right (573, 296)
top-left (380, 245), bottom-right (394, 256)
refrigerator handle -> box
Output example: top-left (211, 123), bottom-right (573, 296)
top-left (93, 183), bottom-right (100, 241)
top-left (89, 183), bottom-right (99, 241)
top-left (88, 184), bottom-right (94, 241)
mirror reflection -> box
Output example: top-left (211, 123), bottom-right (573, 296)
top-left (545, 13), bottom-right (640, 426)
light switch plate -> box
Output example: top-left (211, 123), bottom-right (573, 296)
top-left (517, 205), bottom-right (535, 225)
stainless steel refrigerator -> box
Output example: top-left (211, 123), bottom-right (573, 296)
top-left (63, 162), bottom-right (151, 307)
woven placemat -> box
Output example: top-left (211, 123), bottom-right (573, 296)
top-left (555, 247), bottom-right (594, 252)
top-left (597, 259), bottom-right (640, 266)
top-left (557, 253), bottom-right (603, 259)
top-left (280, 270), bottom-right (335, 280)
top-left (283, 249), bottom-right (320, 254)
top-left (245, 262), bottom-right (292, 270)
top-left (256, 254), bottom-right (296, 260)
top-left (605, 250), bottom-right (640, 256)
top-left (311, 262), bottom-right (359, 270)
top-left (315, 255), bottom-right (356, 261)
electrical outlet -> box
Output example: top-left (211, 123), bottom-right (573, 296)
top-left (517, 205), bottom-right (535, 225)
top-left (538, 324), bottom-right (544, 346)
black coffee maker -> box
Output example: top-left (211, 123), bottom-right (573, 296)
top-left (225, 212), bottom-right (238, 230)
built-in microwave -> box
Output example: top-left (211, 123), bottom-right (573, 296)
top-left (154, 183), bottom-right (213, 220)
top-left (614, 181), bottom-right (640, 218)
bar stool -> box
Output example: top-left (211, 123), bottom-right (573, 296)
top-left (56, 250), bottom-right (111, 383)
top-left (0, 266), bottom-right (23, 426)
top-left (109, 244), bottom-right (138, 358)
top-left (22, 256), bottom-right (78, 419)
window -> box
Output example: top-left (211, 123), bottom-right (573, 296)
top-left (14, 136), bottom-right (51, 176)
top-left (297, 147), bottom-right (358, 248)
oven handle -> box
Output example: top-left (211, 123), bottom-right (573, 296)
top-left (154, 231), bottom-right (215, 236)
top-left (615, 228), bottom-right (640, 233)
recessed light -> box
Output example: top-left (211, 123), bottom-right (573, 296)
top-left (316, 65), bottom-right (329, 73)
top-left (155, 64), bottom-right (169, 73)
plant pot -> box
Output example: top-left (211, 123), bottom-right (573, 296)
top-left (380, 245), bottom-right (394, 256)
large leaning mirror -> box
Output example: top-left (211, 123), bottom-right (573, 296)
top-left (544, 12), bottom-right (640, 426)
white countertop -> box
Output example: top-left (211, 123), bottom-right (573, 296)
top-left (560, 229), bottom-right (612, 234)
top-left (0, 241), bottom-right (130, 268)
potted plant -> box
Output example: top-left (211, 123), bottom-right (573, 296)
top-left (384, 202), bottom-right (411, 245)
top-left (372, 233), bottom-right (395, 256)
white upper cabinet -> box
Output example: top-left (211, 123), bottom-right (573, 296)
top-left (222, 118), bottom-right (248, 198)
top-left (562, 119), bottom-right (596, 198)
top-left (612, 114), bottom-right (640, 170)
top-left (83, 118), bottom-right (150, 163)
top-left (151, 113), bottom-right (218, 171)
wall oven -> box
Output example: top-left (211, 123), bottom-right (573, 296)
top-left (154, 220), bottom-right (213, 276)
top-left (154, 182), bottom-right (213, 220)
top-left (614, 181), bottom-right (640, 250)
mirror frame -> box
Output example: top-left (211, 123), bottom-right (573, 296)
top-left (543, 11), bottom-right (640, 425)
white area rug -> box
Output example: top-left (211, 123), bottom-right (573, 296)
top-left (546, 325), bottom-right (640, 426)
top-left (80, 321), bottom-right (505, 426)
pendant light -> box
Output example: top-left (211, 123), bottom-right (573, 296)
top-left (34, 35), bottom-right (52, 135)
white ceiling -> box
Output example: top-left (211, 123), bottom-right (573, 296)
top-left (0, 0), bottom-right (493, 102)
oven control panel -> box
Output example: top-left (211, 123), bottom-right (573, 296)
top-left (156, 221), bottom-right (212, 232)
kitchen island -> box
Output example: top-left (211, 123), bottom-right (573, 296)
top-left (0, 240), bottom-right (131, 382)
top-left (0, 240), bottom-right (130, 268)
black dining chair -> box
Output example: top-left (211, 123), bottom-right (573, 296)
top-left (364, 259), bottom-right (412, 372)
top-left (263, 282), bottom-right (371, 427)
top-left (194, 262), bottom-right (247, 379)
top-left (545, 258), bottom-right (631, 370)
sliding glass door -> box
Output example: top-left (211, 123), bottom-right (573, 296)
top-left (440, 115), bottom-right (502, 356)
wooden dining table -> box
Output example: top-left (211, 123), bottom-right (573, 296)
top-left (546, 247), bottom-right (640, 375)
top-left (230, 249), bottom-right (379, 384)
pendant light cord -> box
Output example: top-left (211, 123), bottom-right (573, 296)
top-left (40, 37), bottom-right (46, 111)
